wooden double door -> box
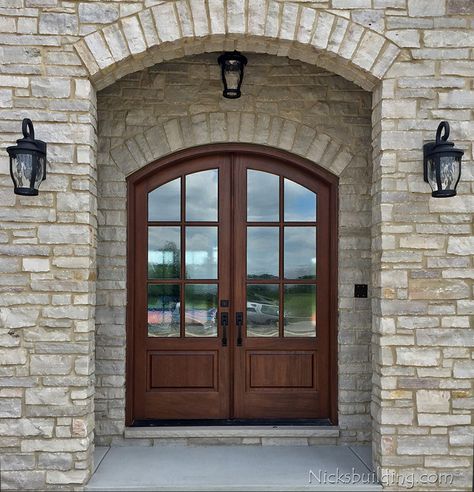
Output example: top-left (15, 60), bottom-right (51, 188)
top-left (127, 145), bottom-right (337, 424)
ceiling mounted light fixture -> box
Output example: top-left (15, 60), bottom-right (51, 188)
top-left (217, 51), bottom-right (247, 99)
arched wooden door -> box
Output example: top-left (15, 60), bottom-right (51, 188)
top-left (126, 145), bottom-right (338, 424)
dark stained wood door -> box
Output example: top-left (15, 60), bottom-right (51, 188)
top-left (127, 145), bottom-right (338, 424)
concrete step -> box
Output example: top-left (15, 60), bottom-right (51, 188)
top-left (87, 445), bottom-right (381, 491)
top-left (122, 426), bottom-right (340, 446)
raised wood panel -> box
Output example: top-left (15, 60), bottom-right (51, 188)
top-left (248, 351), bottom-right (315, 389)
top-left (149, 351), bottom-right (216, 390)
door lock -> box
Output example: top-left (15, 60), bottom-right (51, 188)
top-left (220, 312), bottom-right (229, 347)
top-left (236, 312), bottom-right (243, 346)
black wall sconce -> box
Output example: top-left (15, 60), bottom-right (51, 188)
top-left (7, 118), bottom-right (47, 196)
top-left (217, 51), bottom-right (247, 99)
top-left (423, 121), bottom-right (463, 198)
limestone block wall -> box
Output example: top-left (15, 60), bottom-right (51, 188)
top-left (0, 0), bottom-right (472, 490)
top-left (95, 53), bottom-right (373, 445)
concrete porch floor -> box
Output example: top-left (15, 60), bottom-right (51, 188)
top-left (86, 445), bottom-right (382, 491)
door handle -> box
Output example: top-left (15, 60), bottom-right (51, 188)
top-left (220, 312), bottom-right (229, 347)
top-left (236, 312), bottom-right (243, 346)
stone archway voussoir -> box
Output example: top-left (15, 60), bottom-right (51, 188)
top-left (109, 113), bottom-right (356, 179)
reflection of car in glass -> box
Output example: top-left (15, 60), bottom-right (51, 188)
top-left (246, 302), bottom-right (280, 326)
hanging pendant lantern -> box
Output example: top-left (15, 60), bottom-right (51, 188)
top-left (423, 121), bottom-right (463, 198)
top-left (217, 51), bottom-right (247, 99)
top-left (7, 118), bottom-right (47, 196)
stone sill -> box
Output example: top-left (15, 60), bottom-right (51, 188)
top-left (124, 426), bottom-right (340, 439)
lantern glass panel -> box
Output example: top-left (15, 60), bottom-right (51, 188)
top-left (224, 60), bottom-right (241, 92)
top-left (439, 155), bottom-right (460, 191)
top-left (426, 156), bottom-right (438, 193)
top-left (11, 152), bottom-right (44, 191)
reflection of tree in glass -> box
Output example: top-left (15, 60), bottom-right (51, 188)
top-left (148, 240), bottom-right (180, 278)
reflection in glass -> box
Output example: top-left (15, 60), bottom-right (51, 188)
top-left (148, 227), bottom-right (180, 279)
top-left (185, 227), bottom-right (218, 279)
top-left (185, 284), bottom-right (218, 337)
top-left (148, 178), bottom-right (181, 221)
top-left (148, 284), bottom-right (180, 337)
top-left (186, 170), bottom-right (218, 221)
top-left (247, 227), bottom-right (279, 279)
top-left (284, 284), bottom-right (316, 337)
top-left (247, 170), bottom-right (279, 221)
top-left (284, 179), bottom-right (317, 221)
top-left (247, 284), bottom-right (279, 337)
top-left (284, 227), bottom-right (316, 279)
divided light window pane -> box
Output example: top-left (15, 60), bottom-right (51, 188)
top-left (186, 170), bottom-right (218, 221)
top-left (247, 170), bottom-right (279, 221)
top-left (284, 227), bottom-right (316, 279)
top-left (147, 284), bottom-right (180, 337)
top-left (185, 227), bottom-right (218, 279)
top-left (185, 284), bottom-right (218, 337)
top-left (148, 178), bottom-right (181, 221)
top-left (148, 226), bottom-right (180, 279)
top-left (284, 179), bottom-right (316, 222)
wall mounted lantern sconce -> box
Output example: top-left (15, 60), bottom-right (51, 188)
top-left (7, 118), bottom-right (47, 196)
top-left (217, 51), bottom-right (247, 99)
top-left (423, 121), bottom-right (463, 198)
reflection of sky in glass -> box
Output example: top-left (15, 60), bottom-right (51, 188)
top-left (284, 227), bottom-right (316, 279)
top-left (284, 179), bottom-right (316, 221)
top-left (247, 170), bottom-right (279, 221)
top-left (148, 178), bottom-right (181, 221)
top-left (247, 227), bottom-right (279, 278)
top-left (185, 227), bottom-right (218, 279)
top-left (186, 170), bottom-right (218, 221)
top-left (148, 227), bottom-right (180, 279)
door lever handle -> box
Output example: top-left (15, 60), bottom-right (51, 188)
top-left (220, 312), bottom-right (229, 347)
top-left (236, 312), bottom-right (243, 346)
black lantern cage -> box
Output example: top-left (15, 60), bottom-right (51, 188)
top-left (7, 118), bottom-right (47, 196)
top-left (423, 121), bottom-right (463, 198)
top-left (217, 51), bottom-right (247, 99)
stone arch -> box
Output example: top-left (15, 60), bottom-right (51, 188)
top-left (108, 112), bottom-right (357, 178)
top-left (74, 1), bottom-right (401, 91)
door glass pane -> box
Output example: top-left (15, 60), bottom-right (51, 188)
top-left (247, 227), bottom-right (279, 279)
top-left (186, 170), bottom-right (218, 221)
top-left (284, 179), bottom-right (316, 221)
top-left (185, 284), bottom-right (218, 337)
top-left (247, 284), bottom-right (279, 337)
top-left (284, 227), bottom-right (316, 279)
top-left (247, 170), bottom-right (279, 222)
top-left (148, 284), bottom-right (180, 337)
top-left (148, 178), bottom-right (181, 221)
top-left (148, 226), bottom-right (180, 279)
top-left (185, 227), bottom-right (218, 279)
top-left (284, 284), bottom-right (316, 337)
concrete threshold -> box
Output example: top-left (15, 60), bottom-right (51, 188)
top-left (86, 445), bottom-right (382, 491)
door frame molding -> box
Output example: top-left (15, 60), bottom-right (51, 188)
top-left (125, 143), bottom-right (339, 426)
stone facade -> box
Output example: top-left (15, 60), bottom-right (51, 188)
top-left (0, 1), bottom-right (472, 490)
top-left (95, 53), bottom-right (373, 445)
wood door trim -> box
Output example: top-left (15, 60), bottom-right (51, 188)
top-left (126, 143), bottom-right (339, 426)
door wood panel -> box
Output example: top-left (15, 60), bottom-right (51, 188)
top-left (126, 144), bottom-right (338, 425)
